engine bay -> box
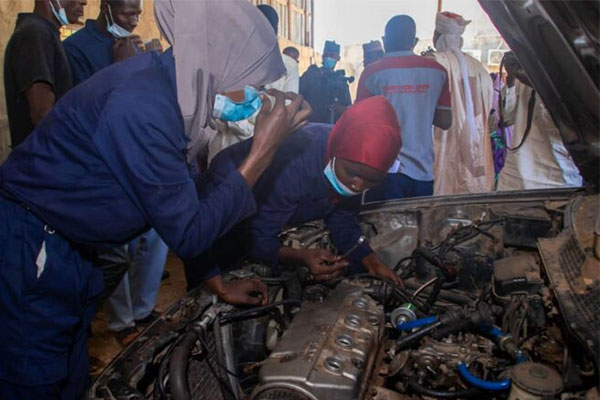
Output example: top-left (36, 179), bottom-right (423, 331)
top-left (89, 192), bottom-right (599, 400)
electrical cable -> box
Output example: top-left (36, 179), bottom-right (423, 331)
top-left (408, 379), bottom-right (482, 399)
top-left (413, 277), bottom-right (438, 297)
top-left (423, 276), bottom-right (445, 313)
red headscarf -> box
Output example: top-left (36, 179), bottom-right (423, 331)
top-left (325, 96), bottom-right (401, 172)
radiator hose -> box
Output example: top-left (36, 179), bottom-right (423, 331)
top-left (169, 330), bottom-right (198, 400)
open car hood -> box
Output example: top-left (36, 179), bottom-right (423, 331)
top-left (480, 0), bottom-right (599, 188)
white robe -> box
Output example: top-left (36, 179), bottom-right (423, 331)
top-left (497, 80), bottom-right (582, 190)
top-left (430, 51), bottom-right (495, 195)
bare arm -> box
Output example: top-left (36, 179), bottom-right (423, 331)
top-left (433, 108), bottom-right (452, 130)
top-left (24, 82), bottom-right (55, 126)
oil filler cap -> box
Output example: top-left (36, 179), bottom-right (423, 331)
top-left (510, 362), bottom-right (563, 397)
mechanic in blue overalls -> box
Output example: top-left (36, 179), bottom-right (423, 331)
top-left (0, 0), bottom-right (310, 398)
top-left (186, 96), bottom-right (403, 289)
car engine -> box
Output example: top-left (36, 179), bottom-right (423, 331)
top-left (252, 281), bottom-right (383, 400)
top-left (89, 192), bottom-right (599, 400)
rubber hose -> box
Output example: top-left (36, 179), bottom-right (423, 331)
top-left (408, 379), bottom-right (482, 399)
top-left (396, 320), bottom-right (443, 350)
top-left (169, 330), bottom-right (198, 400)
top-left (397, 315), bottom-right (438, 331)
top-left (478, 325), bottom-right (527, 363)
top-left (479, 324), bottom-right (504, 339)
top-left (457, 363), bottom-right (510, 391)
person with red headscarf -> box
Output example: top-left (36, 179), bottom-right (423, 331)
top-left (185, 96), bottom-right (403, 288)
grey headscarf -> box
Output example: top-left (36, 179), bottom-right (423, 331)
top-left (154, 0), bottom-right (286, 162)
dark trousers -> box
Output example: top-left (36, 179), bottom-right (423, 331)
top-left (365, 173), bottom-right (434, 202)
top-left (0, 197), bottom-right (104, 400)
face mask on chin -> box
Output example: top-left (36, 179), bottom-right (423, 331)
top-left (323, 57), bottom-right (337, 70)
top-left (106, 4), bottom-right (133, 39)
top-left (213, 86), bottom-right (264, 122)
top-left (323, 158), bottom-right (360, 197)
top-left (49, 0), bottom-right (70, 26)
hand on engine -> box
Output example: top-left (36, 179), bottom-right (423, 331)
top-left (303, 248), bottom-right (348, 281)
top-left (362, 253), bottom-right (403, 287)
top-left (205, 275), bottom-right (268, 306)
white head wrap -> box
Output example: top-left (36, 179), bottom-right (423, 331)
top-left (154, 0), bottom-right (285, 162)
top-left (434, 11), bottom-right (470, 51)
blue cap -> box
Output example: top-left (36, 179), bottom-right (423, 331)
top-left (324, 40), bottom-right (341, 56)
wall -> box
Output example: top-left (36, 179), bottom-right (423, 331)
top-left (0, 0), bottom-right (163, 164)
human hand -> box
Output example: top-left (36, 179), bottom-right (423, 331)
top-left (362, 253), bottom-right (403, 286)
top-left (113, 35), bottom-right (143, 62)
top-left (239, 90), bottom-right (311, 187)
top-left (143, 38), bottom-right (163, 53)
top-left (253, 90), bottom-right (311, 151)
top-left (205, 275), bottom-right (268, 306)
top-left (303, 248), bottom-right (348, 280)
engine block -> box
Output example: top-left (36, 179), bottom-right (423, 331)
top-left (251, 281), bottom-right (384, 400)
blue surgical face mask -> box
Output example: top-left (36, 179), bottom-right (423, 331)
top-left (324, 158), bottom-right (360, 197)
top-left (106, 4), bottom-right (133, 39)
top-left (323, 57), bottom-right (337, 70)
top-left (49, 0), bottom-right (70, 26)
top-left (213, 86), bottom-right (263, 122)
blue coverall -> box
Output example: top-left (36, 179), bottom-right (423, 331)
top-left (64, 17), bottom-right (170, 334)
top-left (0, 50), bottom-right (256, 399)
top-left (185, 124), bottom-right (374, 288)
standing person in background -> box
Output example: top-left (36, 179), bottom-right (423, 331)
top-left (64, 0), bottom-right (168, 346)
top-left (4, 0), bottom-right (86, 148)
top-left (497, 52), bottom-right (582, 190)
top-left (300, 40), bottom-right (352, 124)
top-left (208, 4), bottom-right (300, 163)
top-left (64, 0), bottom-right (144, 86)
top-left (283, 46), bottom-right (300, 64)
top-left (428, 11), bottom-right (495, 195)
top-left (256, 5), bottom-right (299, 94)
top-left (363, 40), bottom-right (384, 67)
top-left (357, 15), bottom-right (451, 200)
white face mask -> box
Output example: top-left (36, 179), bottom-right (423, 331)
top-left (49, 0), bottom-right (70, 26)
top-left (106, 4), bottom-right (132, 39)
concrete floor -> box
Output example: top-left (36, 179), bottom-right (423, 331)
top-left (89, 252), bottom-right (187, 376)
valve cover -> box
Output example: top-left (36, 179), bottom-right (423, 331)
top-left (251, 281), bottom-right (384, 400)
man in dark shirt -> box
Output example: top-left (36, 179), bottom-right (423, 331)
top-left (64, 0), bottom-right (143, 85)
top-left (300, 40), bottom-right (352, 124)
top-left (3, 0), bottom-right (87, 148)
